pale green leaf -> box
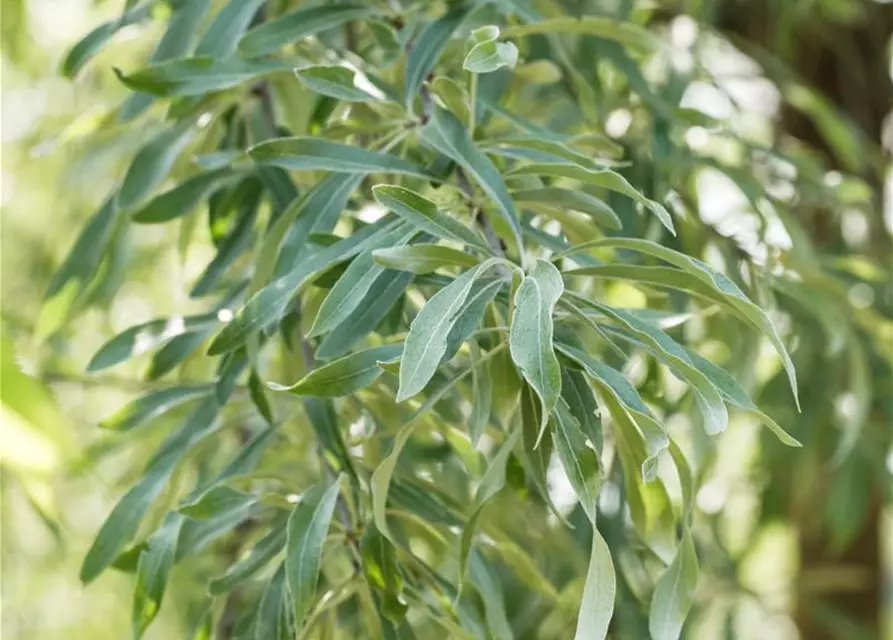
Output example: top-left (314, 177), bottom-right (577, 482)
top-left (552, 399), bottom-right (602, 524)
top-left (99, 384), bottom-right (212, 431)
top-left (132, 512), bottom-right (184, 639)
top-left (372, 244), bottom-right (479, 274)
top-left (208, 516), bottom-right (287, 595)
top-left (295, 65), bottom-right (381, 101)
top-left (463, 41), bottom-right (519, 74)
top-left (194, 0), bottom-right (266, 58)
top-left (119, 120), bottom-right (195, 211)
top-left (649, 529), bottom-right (698, 640)
top-left (270, 343), bottom-right (403, 397)
top-left (575, 527), bottom-right (615, 640)
top-left (511, 186), bottom-right (621, 230)
top-left (502, 16), bottom-right (658, 53)
top-left (509, 259), bottom-right (564, 442)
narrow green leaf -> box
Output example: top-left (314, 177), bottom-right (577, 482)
top-left (419, 108), bottom-right (524, 255)
top-left (397, 260), bottom-right (501, 401)
top-left (575, 527), bottom-right (616, 640)
top-left (119, 120), bottom-right (195, 211)
top-left (61, 3), bottom-right (152, 79)
top-left (502, 16), bottom-right (658, 53)
top-left (255, 564), bottom-right (295, 640)
top-left (179, 486), bottom-right (256, 520)
top-left (563, 237), bottom-right (798, 409)
top-left (249, 137), bottom-right (430, 178)
top-left (132, 169), bottom-right (238, 224)
top-left (81, 398), bottom-right (220, 583)
top-left (552, 399), bottom-right (602, 524)
top-left (405, 8), bottom-right (470, 108)
top-left (88, 311), bottom-right (219, 372)
top-left (115, 57), bottom-right (288, 97)
top-left (100, 384), bottom-right (212, 431)
top-left (373, 245), bottom-right (479, 274)
top-left (511, 186), bottom-right (621, 230)
top-left (649, 529), bottom-right (698, 640)
top-left (316, 271), bottom-right (413, 360)
top-left (194, 0), bottom-right (266, 58)
top-left (585, 301), bottom-right (728, 436)
top-left (361, 524), bottom-right (408, 624)
top-left (132, 512), bottom-right (184, 639)
top-left (270, 343), bottom-right (403, 397)
top-left (510, 163), bottom-right (675, 235)
top-left (209, 220), bottom-right (397, 355)
top-left (372, 185), bottom-right (490, 251)
top-left (208, 516), bottom-right (288, 595)
top-left (238, 4), bottom-right (375, 58)
top-left (308, 225), bottom-right (416, 337)
top-left (295, 65), bottom-right (381, 101)
top-left (146, 330), bottom-right (210, 380)
top-left (468, 342), bottom-right (492, 448)
top-left (458, 429), bottom-right (520, 591)
top-left (432, 76), bottom-right (470, 123)
top-left (443, 279), bottom-right (504, 364)
top-left (557, 343), bottom-right (667, 480)
top-left (248, 369), bottom-right (275, 425)
top-left (509, 260), bottom-right (563, 442)
top-left (561, 369), bottom-right (603, 452)
top-left (468, 553), bottom-right (514, 640)
top-left (285, 479), bottom-right (343, 629)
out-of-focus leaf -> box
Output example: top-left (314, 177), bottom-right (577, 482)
top-left (115, 57), bottom-right (288, 97)
top-left (373, 245), bottom-right (479, 274)
top-left (254, 564), bottom-right (295, 640)
top-left (194, 0), bottom-right (266, 58)
top-left (648, 528), bottom-right (698, 640)
top-left (132, 512), bottom-right (184, 639)
top-left (179, 486), bottom-right (256, 520)
top-left (61, 4), bottom-right (151, 78)
top-left (285, 479), bottom-right (342, 629)
top-left (511, 186), bottom-right (621, 230)
top-left (511, 163), bottom-right (675, 234)
top-left (208, 515), bottom-right (288, 595)
top-left (468, 342), bottom-right (491, 448)
top-left (80, 398), bottom-right (220, 584)
top-left (100, 384), bottom-right (211, 431)
top-left (270, 343), bottom-right (403, 397)
top-left (361, 524), bottom-right (408, 623)
top-left (87, 311), bottom-right (219, 372)
top-left (405, 7), bottom-right (470, 108)
top-left (458, 428), bottom-right (520, 591)
top-left (239, 4), bottom-right (375, 58)
top-left (419, 108), bottom-right (523, 255)
top-left (432, 76), bottom-right (470, 123)
top-left (132, 169), bottom-right (239, 224)
top-left (249, 137), bottom-right (430, 177)
top-left (295, 66), bottom-right (382, 101)
top-left (463, 41), bottom-right (518, 74)
top-left (372, 185), bottom-right (490, 251)
top-left (119, 120), bottom-right (196, 211)
top-left (510, 259), bottom-right (563, 442)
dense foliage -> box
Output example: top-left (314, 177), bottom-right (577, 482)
top-left (9, 0), bottom-right (890, 638)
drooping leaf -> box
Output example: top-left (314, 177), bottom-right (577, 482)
top-left (132, 512), bottom-right (184, 639)
top-left (239, 4), bottom-right (375, 58)
top-left (61, 4), bottom-right (151, 78)
top-left (551, 399), bottom-right (602, 523)
top-left (510, 163), bottom-right (675, 235)
top-left (80, 398), bottom-right (220, 584)
top-left (249, 137), bottom-right (430, 178)
top-left (648, 529), bottom-right (698, 640)
top-left (270, 343), bottom-right (403, 397)
top-left (458, 428), bottom-right (520, 591)
top-left (511, 186), bottom-right (621, 230)
top-left (574, 527), bottom-right (616, 640)
top-left (179, 486), bottom-right (257, 520)
top-left (502, 16), bottom-right (658, 53)
top-left (372, 185), bottom-right (490, 251)
top-left (468, 342), bottom-right (492, 448)
top-left (419, 108), bottom-right (523, 255)
top-left (285, 479), bottom-right (343, 629)
top-left (254, 564), bottom-right (295, 640)
top-left (509, 259), bottom-right (564, 442)
top-left (99, 384), bottom-right (212, 431)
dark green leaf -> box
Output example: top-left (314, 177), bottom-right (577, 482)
top-left (295, 65), bottom-right (382, 101)
top-left (373, 245), bottom-right (479, 274)
top-left (119, 120), bottom-right (196, 211)
top-left (208, 516), bottom-right (288, 595)
top-left (511, 186), bottom-right (621, 230)
top-left (179, 486), bottom-right (256, 520)
top-left (132, 169), bottom-right (239, 224)
top-left (132, 512), bottom-right (184, 639)
top-left (115, 57), bottom-right (288, 97)
top-left (405, 8), bottom-right (470, 108)
top-left (238, 4), bottom-right (375, 58)
top-left (270, 343), bottom-right (403, 397)
top-left (100, 384), bottom-right (211, 431)
top-left (249, 137), bottom-right (430, 177)
top-left (194, 0), bottom-right (266, 58)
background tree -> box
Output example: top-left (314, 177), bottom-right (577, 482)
top-left (1, 1), bottom-right (890, 639)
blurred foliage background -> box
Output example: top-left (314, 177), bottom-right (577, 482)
top-left (1, 0), bottom-right (891, 638)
